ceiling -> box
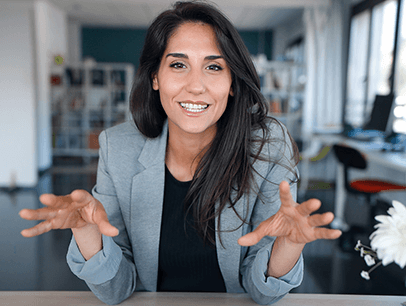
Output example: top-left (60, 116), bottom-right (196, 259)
top-left (2, 0), bottom-right (364, 30)
top-left (45, 0), bottom-right (325, 30)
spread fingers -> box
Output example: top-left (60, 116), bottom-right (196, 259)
top-left (39, 193), bottom-right (70, 206)
top-left (296, 199), bottom-right (322, 216)
top-left (19, 207), bottom-right (57, 221)
top-left (307, 212), bottom-right (335, 228)
top-left (20, 220), bottom-right (54, 237)
top-left (314, 227), bottom-right (342, 240)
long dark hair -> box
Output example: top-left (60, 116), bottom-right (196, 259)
top-left (130, 0), bottom-right (299, 246)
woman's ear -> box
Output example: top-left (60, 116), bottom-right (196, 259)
top-left (152, 74), bottom-right (159, 91)
top-left (229, 86), bottom-right (234, 97)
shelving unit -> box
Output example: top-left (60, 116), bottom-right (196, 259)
top-left (253, 55), bottom-right (306, 140)
top-left (50, 62), bottom-right (134, 163)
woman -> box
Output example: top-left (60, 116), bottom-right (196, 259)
top-left (20, 1), bottom-right (341, 305)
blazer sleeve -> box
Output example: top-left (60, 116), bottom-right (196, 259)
top-left (66, 130), bottom-right (137, 305)
top-left (240, 123), bottom-right (304, 305)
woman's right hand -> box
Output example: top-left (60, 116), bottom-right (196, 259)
top-left (19, 189), bottom-right (119, 238)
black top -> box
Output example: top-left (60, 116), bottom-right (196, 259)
top-left (157, 165), bottom-right (226, 292)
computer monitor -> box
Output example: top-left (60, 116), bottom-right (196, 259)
top-left (363, 94), bottom-right (395, 135)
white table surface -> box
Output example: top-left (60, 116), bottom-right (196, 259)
top-left (313, 134), bottom-right (406, 172)
top-left (0, 292), bottom-right (405, 306)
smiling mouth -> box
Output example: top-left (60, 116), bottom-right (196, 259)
top-left (179, 102), bottom-right (210, 113)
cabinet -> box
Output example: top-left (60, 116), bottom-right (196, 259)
top-left (50, 62), bottom-right (134, 163)
top-left (252, 55), bottom-right (306, 140)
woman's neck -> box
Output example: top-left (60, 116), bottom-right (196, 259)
top-left (165, 121), bottom-right (216, 181)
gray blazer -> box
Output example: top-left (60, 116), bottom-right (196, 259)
top-left (67, 119), bottom-right (303, 305)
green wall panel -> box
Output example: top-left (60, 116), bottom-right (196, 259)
top-left (82, 27), bottom-right (148, 70)
top-left (82, 27), bottom-right (273, 71)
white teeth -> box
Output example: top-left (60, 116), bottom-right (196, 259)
top-left (180, 103), bottom-right (209, 112)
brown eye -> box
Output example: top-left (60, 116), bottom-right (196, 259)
top-left (170, 62), bottom-right (186, 69)
top-left (207, 64), bottom-right (223, 71)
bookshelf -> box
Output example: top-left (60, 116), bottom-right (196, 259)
top-left (50, 61), bottom-right (134, 163)
top-left (253, 55), bottom-right (306, 140)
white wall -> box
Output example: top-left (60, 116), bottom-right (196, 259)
top-left (35, 0), bottom-right (68, 171)
top-left (0, 1), bottom-right (37, 187)
top-left (0, 0), bottom-right (68, 187)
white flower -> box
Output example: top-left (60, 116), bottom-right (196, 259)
top-left (370, 200), bottom-right (406, 268)
top-left (355, 240), bottom-right (362, 251)
top-left (361, 271), bottom-right (370, 280)
top-left (364, 254), bottom-right (375, 266)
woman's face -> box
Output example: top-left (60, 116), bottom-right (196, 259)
top-left (153, 22), bottom-right (233, 137)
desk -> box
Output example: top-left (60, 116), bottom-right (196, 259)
top-left (0, 292), bottom-right (405, 306)
top-left (338, 138), bottom-right (406, 172)
top-left (314, 134), bottom-right (406, 171)
top-left (312, 134), bottom-right (406, 230)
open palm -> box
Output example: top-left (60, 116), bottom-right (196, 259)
top-left (20, 190), bottom-right (118, 238)
top-left (238, 181), bottom-right (342, 246)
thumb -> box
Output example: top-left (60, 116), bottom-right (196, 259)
top-left (97, 219), bottom-right (119, 237)
top-left (93, 204), bottom-right (119, 237)
top-left (238, 229), bottom-right (265, 247)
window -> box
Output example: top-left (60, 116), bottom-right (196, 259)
top-left (346, 10), bottom-right (371, 127)
top-left (394, 0), bottom-right (406, 133)
top-left (345, 0), bottom-right (398, 130)
top-left (367, 1), bottom-right (397, 111)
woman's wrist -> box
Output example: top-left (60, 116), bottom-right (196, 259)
top-left (277, 236), bottom-right (306, 249)
top-left (72, 223), bottom-right (103, 261)
top-left (267, 236), bottom-right (305, 278)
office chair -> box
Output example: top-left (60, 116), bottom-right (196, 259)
top-left (332, 144), bottom-right (406, 226)
top-left (332, 144), bottom-right (406, 252)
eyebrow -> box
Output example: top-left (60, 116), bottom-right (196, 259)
top-left (166, 53), bottom-right (223, 61)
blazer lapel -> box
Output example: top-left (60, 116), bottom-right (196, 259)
top-left (130, 121), bottom-right (168, 291)
top-left (215, 193), bottom-right (245, 293)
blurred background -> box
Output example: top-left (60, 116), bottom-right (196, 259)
top-left (1, 0), bottom-right (406, 296)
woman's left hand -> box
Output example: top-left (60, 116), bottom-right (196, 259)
top-left (238, 181), bottom-right (342, 247)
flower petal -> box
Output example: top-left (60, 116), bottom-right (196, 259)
top-left (364, 255), bottom-right (376, 266)
top-left (388, 207), bottom-right (396, 216)
top-left (361, 271), bottom-right (370, 280)
top-left (392, 200), bottom-right (406, 215)
top-left (396, 254), bottom-right (406, 269)
top-left (382, 255), bottom-right (393, 266)
top-left (375, 215), bottom-right (390, 223)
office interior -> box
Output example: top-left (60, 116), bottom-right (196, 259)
top-left (2, 0), bottom-right (406, 296)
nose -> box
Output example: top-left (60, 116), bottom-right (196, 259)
top-left (185, 69), bottom-right (206, 95)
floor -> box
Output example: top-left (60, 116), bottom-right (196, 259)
top-left (1, 162), bottom-right (406, 296)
